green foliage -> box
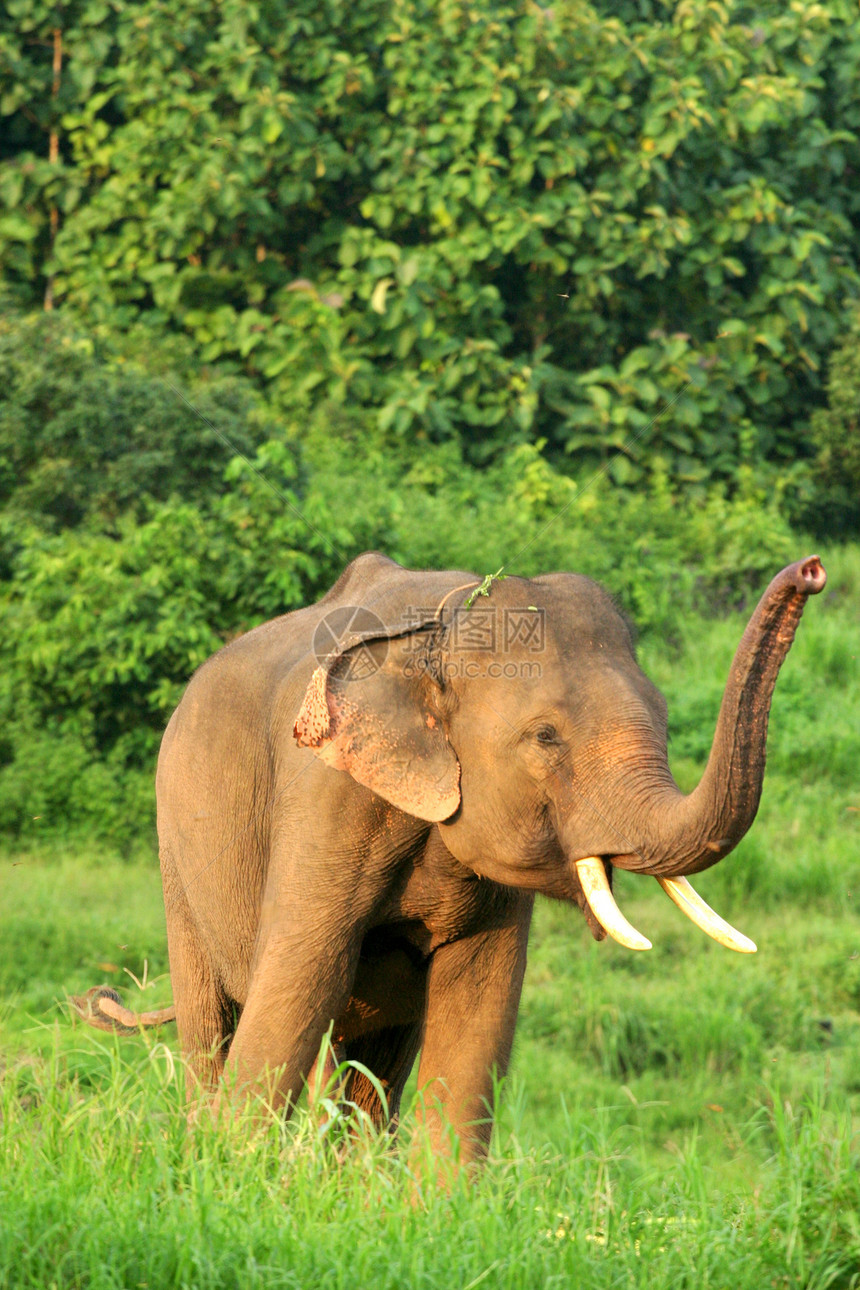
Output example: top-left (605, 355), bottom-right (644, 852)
top-left (0, 306), bottom-right (806, 842)
top-left (0, 314), bottom-right (340, 841)
top-left (0, 486), bottom-right (346, 840)
top-left (0, 0), bottom-right (856, 835)
top-left (2, 0), bottom-right (860, 485)
top-left (0, 311), bottom-right (269, 532)
top-left (808, 321), bottom-right (860, 534)
top-left (298, 419), bottom-right (797, 632)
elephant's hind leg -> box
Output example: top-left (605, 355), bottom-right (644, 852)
top-left (161, 852), bottom-right (235, 1096)
top-left (342, 1022), bottom-right (424, 1131)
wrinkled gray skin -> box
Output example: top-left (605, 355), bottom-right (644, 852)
top-left (153, 551), bottom-right (824, 1163)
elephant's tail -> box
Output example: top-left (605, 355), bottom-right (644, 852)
top-left (69, 985), bottom-right (176, 1036)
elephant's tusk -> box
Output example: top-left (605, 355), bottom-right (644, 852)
top-left (657, 876), bottom-right (757, 953)
top-left (574, 857), bottom-right (652, 951)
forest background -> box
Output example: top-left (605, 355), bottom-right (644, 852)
top-left (1, 1), bottom-right (859, 1286)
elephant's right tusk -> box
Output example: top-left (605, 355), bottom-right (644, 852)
top-left (574, 857), bottom-right (652, 951)
top-left (657, 876), bottom-right (757, 953)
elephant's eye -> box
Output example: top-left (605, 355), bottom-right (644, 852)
top-left (535, 725), bottom-right (559, 745)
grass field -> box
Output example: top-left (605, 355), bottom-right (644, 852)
top-left (1, 550), bottom-right (858, 1289)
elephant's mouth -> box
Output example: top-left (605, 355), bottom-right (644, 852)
top-left (574, 855), bottom-right (756, 954)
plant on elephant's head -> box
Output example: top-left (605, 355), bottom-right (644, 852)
top-left (78, 550), bottom-right (825, 1170)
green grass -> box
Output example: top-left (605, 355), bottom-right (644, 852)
top-left (1, 1024), bottom-right (858, 1289)
top-left (1, 547), bottom-right (859, 1288)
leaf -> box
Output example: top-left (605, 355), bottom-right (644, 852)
top-left (370, 278), bottom-right (394, 314)
top-left (0, 215), bottom-right (38, 242)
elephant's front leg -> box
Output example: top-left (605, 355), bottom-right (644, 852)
top-left (218, 920), bottom-right (363, 1117)
top-left (415, 907), bottom-right (532, 1170)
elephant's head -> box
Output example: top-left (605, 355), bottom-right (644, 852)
top-left (295, 556), bottom-right (826, 952)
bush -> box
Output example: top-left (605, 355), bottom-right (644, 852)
top-left (2, 0), bottom-right (860, 489)
top-left (808, 323), bottom-right (860, 535)
top-left (0, 314), bottom-right (341, 842)
top-left (0, 406), bottom-right (800, 843)
top-left (0, 301), bottom-right (810, 844)
top-left (0, 312), bottom-right (269, 532)
top-left (0, 489), bottom-right (343, 841)
top-left (299, 418), bottom-right (797, 637)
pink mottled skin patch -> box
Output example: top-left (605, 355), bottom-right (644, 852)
top-left (293, 667), bottom-right (331, 748)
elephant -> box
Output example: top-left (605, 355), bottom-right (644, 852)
top-left (76, 551), bottom-right (826, 1165)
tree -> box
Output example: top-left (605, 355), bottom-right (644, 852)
top-left (1, 0), bottom-right (859, 486)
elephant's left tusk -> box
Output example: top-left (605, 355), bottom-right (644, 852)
top-left (574, 857), bottom-right (652, 951)
top-left (657, 876), bottom-right (757, 953)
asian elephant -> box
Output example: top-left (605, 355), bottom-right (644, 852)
top-left (76, 551), bottom-right (826, 1164)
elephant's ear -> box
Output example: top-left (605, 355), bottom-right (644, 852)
top-left (294, 634), bottom-right (460, 822)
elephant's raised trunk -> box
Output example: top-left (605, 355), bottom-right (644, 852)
top-left (614, 555), bottom-right (825, 878)
top-left (572, 557), bottom-right (825, 954)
